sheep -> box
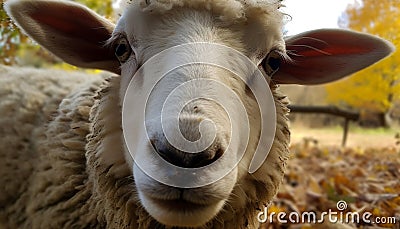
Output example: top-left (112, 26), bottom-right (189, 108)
top-left (1, 0), bottom-right (394, 228)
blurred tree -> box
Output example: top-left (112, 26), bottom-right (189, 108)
top-left (0, 0), bottom-right (114, 66)
top-left (326, 0), bottom-right (400, 126)
top-left (76, 0), bottom-right (114, 20)
top-left (0, 0), bottom-right (28, 65)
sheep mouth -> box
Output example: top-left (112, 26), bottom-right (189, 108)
top-left (142, 194), bottom-right (225, 227)
top-left (150, 197), bottom-right (211, 212)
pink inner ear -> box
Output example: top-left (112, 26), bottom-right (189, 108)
top-left (16, 1), bottom-right (120, 73)
top-left (285, 30), bottom-right (376, 57)
top-left (30, 4), bottom-right (111, 42)
top-left (274, 29), bottom-right (394, 85)
top-left (290, 43), bottom-right (372, 58)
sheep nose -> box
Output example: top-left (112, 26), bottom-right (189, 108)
top-left (151, 138), bottom-right (224, 168)
top-left (150, 114), bottom-right (225, 168)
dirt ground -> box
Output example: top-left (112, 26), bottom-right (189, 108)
top-left (290, 125), bottom-right (398, 148)
top-left (261, 127), bottom-right (400, 229)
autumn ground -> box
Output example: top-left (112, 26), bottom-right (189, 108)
top-left (260, 126), bottom-right (400, 229)
top-left (290, 125), bottom-right (399, 148)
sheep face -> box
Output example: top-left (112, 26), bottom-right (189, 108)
top-left (5, 0), bottom-right (394, 228)
top-left (113, 4), bottom-right (286, 227)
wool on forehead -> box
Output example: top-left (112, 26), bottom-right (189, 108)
top-left (125, 0), bottom-right (284, 23)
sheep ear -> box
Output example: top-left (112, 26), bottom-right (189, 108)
top-left (274, 29), bottom-right (394, 85)
top-left (5, 0), bottom-right (120, 74)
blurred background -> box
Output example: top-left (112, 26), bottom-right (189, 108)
top-left (281, 0), bottom-right (400, 150)
top-left (1, 0), bottom-right (399, 228)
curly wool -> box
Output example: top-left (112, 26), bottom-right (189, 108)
top-left (0, 65), bottom-right (107, 228)
top-left (0, 64), bottom-right (290, 228)
top-left (136, 0), bottom-right (283, 23)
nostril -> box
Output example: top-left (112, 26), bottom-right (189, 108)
top-left (150, 139), bottom-right (175, 165)
top-left (150, 139), bottom-right (185, 167)
top-left (150, 138), bottom-right (225, 168)
top-left (192, 147), bottom-right (224, 168)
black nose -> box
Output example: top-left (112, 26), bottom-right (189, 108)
top-left (150, 137), bottom-right (224, 168)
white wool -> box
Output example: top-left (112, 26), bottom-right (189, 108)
top-left (138, 0), bottom-right (283, 22)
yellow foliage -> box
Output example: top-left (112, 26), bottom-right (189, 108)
top-left (76, 0), bottom-right (115, 20)
top-left (326, 0), bottom-right (400, 113)
top-left (51, 63), bottom-right (104, 74)
top-left (268, 204), bottom-right (286, 214)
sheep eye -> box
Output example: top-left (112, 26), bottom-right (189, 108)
top-left (114, 37), bottom-right (132, 63)
top-left (262, 50), bottom-right (282, 76)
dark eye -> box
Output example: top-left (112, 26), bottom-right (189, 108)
top-left (262, 50), bottom-right (282, 76)
top-left (114, 37), bottom-right (132, 63)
